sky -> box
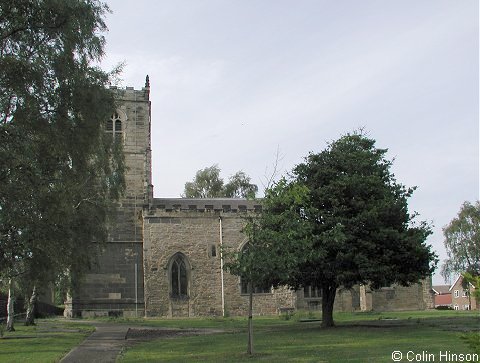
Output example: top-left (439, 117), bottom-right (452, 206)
top-left (101, 0), bottom-right (479, 285)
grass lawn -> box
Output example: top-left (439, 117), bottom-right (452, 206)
top-left (117, 310), bottom-right (480, 363)
top-left (0, 319), bottom-right (94, 363)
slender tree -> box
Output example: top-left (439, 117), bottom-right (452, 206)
top-left (224, 171), bottom-right (258, 199)
top-left (224, 181), bottom-right (311, 355)
top-left (441, 201), bottom-right (480, 282)
top-left (183, 165), bottom-right (225, 198)
top-left (183, 165), bottom-right (257, 198)
top-left (0, 0), bottom-right (124, 329)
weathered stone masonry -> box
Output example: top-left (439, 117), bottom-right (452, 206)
top-left (143, 198), bottom-right (296, 317)
top-left (65, 84), bottom-right (152, 317)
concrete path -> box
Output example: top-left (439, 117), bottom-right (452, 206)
top-left (60, 322), bottom-right (225, 363)
top-left (60, 323), bottom-right (130, 363)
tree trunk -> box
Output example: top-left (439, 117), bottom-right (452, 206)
top-left (247, 281), bottom-right (254, 355)
top-left (321, 285), bottom-right (337, 328)
top-left (25, 286), bottom-right (38, 326)
top-left (6, 279), bottom-right (15, 332)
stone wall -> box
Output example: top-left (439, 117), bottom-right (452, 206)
top-left (143, 199), bottom-right (296, 317)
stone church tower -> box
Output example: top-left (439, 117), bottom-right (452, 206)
top-left (65, 79), bottom-right (152, 317)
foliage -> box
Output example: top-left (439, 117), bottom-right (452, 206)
top-left (462, 332), bottom-right (480, 355)
top-left (242, 131), bottom-right (437, 327)
top-left (0, 0), bottom-right (124, 314)
top-left (183, 165), bottom-right (257, 198)
top-left (462, 272), bottom-right (480, 300)
top-left (441, 201), bottom-right (480, 281)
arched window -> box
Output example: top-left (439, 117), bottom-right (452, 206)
top-left (169, 253), bottom-right (189, 299)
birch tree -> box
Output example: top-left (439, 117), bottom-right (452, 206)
top-left (442, 201), bottom-right (480, 281)
top-left (0, 0), bottom-right (124, 329)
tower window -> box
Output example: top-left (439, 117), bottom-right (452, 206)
top-left (115, 119), bottom-right (122, 132)
top-left (106, 112), bottom-right (123, 139)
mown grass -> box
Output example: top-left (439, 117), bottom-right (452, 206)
top-left (0, 319), bottom-right (94, 363)
top-left (0, 311), bottom-right (477, 362)
top-left (117, 310), bottom-right (480, 363)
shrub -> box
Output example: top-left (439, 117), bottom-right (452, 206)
top-left (435, 306), bottom-right (453, 310)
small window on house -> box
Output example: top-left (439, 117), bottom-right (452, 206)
top-left (462, 290), bottom-right (468, 297)
top-left (463, 304), bottom-right (470, 310)
top-left (454, 304), bottom-right (459, 310)
top-left (454, 290), bottom-right (460, 298)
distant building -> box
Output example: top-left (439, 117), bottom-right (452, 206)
top-left (449, 275), bottom-right (477, 311)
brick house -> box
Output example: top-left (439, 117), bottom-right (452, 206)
top-left (449, 275), bottom-right (477, 311)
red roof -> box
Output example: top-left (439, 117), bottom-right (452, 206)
top-left (432, 285), bottom-right (450, 294)
top-left (435, 293), bottom-right (452, 306)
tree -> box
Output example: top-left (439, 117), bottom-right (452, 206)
top-left (462, 272), bottom-right (480, 301)
top-left (0, 0), bottom-right (124, 330)
top-left (183, 165), bottom-right (257, 198)
top-left (249, 132), bottom-right (437, 328)
top-left (224, 171), bottom-right (258, 199)
top-left (183, 165), bottom-right (225, 198)
top-left (441, 201), bottom-right (480, 282)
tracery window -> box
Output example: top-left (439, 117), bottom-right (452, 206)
top-left (304, 285), bottom-right (322, 298)
top-left (240, 279), bottom-right (271, 294)
top-left (170, 253), bottom-right (189, 299)
top-left (106, 112), bottom-right (123, 139)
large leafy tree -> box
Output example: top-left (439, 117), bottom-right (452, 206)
top-left (183, 164), bottom-right (258, 198)
top-left (247, 132), bottom-right (437, 328)
top-left (441, 201), bottom-right (480, 281)
top-left (0, 0), bottom-right (124, 330)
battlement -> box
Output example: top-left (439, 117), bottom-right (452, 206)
top-left (109, 75), bottom-right (150, 102)
top-left (109, 86), bottom-right (150, 102)
top-left (149, 198), bottom-right (262, 213)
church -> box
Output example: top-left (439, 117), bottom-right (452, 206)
top-left (64, 79), bottom-right (433, 318)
